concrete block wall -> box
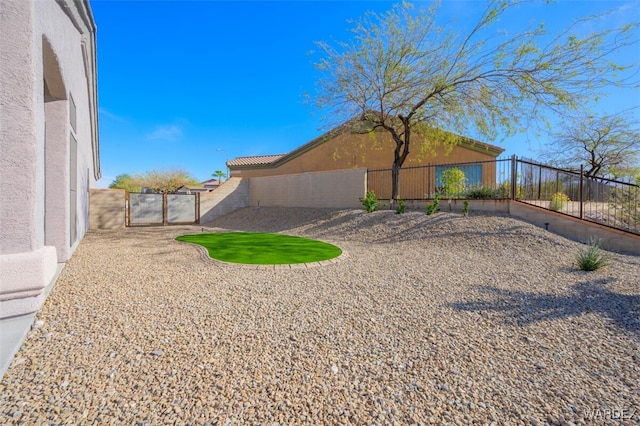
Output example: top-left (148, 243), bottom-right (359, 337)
top-left (510, 201), bottom-right (640, 255)
top-left (405, 198), bottom-right (510, 214)
top-left (199, 178), bottom-right (250, 223)
top-left (89, 189), bottom-right (125, 230)
top-left (249, 168), bottom-right (367, 208)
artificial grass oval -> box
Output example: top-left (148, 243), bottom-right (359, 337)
top-left (176, 232), bottom-right (342, 265)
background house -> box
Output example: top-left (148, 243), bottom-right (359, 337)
top-left (0, 0), bottom-right (100, 322)
top-left (200, 178), bottom-right (223, 192)
top-left (227, 119), bottom-right (504, 199)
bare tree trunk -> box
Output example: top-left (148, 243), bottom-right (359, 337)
top-left (389, 120), bottom-right (411, 210)
top-left (391, 162), bottom-right (400, 209)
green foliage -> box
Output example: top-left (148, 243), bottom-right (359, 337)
top-left (426, 194), bottom-right (440, 215)
top-left (176, 232), bottom-right (342, 265)
top-left (212, 170), bottom-right (227, 182)
top-left (135, 169), bottom-right (200, 194)
top-left (550, 192), bottom-right (570, 211)
top-left (109, 174), bottom-right (140, 192)
top-left (496, 181), bottom-right (524, 199)
top-left (314, 1), bottom-right (639, 202)
top-left (576, 239), bottom-right (608, 271)
top-left (395, 199), bottom-right (406, 214)
top-left (542, 111), bottom-right (640, 179)
top-left (466, 186), bottom-right (499, 199)
top-left (462, 200), bottom-right (470, 216)
top-left (440, 168), bottom-right (467, 198)
top-left (360, 190), bottom-right (380, 213)
top-left (609, 185), bottom-right (640, 229)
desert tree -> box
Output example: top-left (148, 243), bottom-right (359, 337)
top-left (541, 110), bottom-right (640, 179)
top-left (109, 174), bottom-right (140, 192)
top-left (313, 1), bottom-right (639, 205)
top-left (134, 169), bottom-right (200, 194)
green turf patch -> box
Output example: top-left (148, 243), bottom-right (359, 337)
top-left (176, 232), bottom-right (342, 265)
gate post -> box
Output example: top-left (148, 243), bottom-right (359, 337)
top-left (163, 193), bottom-right (168, 226)
top-left (125, 191), bottom-right (130, 227)
top-left (579, 165), bottom-right (584, 220)
top-left (196, 192), bottom-right (201, 224)
top-left (510, 155), bottom-right (517, 200)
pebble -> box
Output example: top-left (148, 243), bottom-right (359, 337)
top-left (1, 208), bottom-right (638, 424)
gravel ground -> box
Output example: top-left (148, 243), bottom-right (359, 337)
top-left (1, 207), bottom-right (639, 425)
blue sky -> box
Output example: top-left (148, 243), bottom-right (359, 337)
top-left (92, 0), bottom-right (640, 188)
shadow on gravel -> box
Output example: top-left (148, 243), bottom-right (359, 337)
top-left (450, 278), bottom-right (640, 336)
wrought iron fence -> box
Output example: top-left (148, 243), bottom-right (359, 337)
top-left (367, 157), bottom-right (513, 201)
top-left (515, 158), bottom-right (639, 235)
top-left (367, 156), bottom-right (639, 235)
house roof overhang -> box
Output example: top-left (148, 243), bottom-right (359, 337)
top-left (227, 117), bottom-right (505, 170)
top-left (55, 0), bottom-right (100, 180)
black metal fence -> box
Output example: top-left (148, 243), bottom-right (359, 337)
top-left (367, 158), bottom-right (513, 200)
top-left (515, 158), bottom-right (639, 235)
top-left (368, 156), bottom-right (640, 235)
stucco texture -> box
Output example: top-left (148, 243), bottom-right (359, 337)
top-left (230, 129), bottom-right (503, 179)
top-left (0, 0), bottom-right (99, 318)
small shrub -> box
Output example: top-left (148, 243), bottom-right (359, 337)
top-left (466, 186), bottom-right (498, 199)
top-left (395, 199), bottom-right (406, 214)
top-left (359, 191), bottom-right (380, 213)
top-left (440, 168), bottom-right (467, 198)
top-left (609, 185), bottom-right (640, 229)
top-left (496, 181), bottom-right (524, 199)
top-left (462, 200), bottom-right (470, 216)
top-left (426, 194), bottom-right (440, 215)
top-left (550, 192), bottom-right (570, 211)
top-left (576, 239), bottom-right (608, 271)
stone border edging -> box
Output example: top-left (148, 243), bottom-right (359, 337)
top-left (175, 239), bottom-right (348, 270)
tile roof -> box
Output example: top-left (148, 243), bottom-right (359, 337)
top-left (226, 154), bottom-right (285, 167)
top-left (226, 117), bottom-right (506, 169)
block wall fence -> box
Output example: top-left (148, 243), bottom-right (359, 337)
top-left (88, 169), bottom-right (638, 255)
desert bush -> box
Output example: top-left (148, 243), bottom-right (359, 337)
top-left (395, 199), bottom-right (406, 214)
top-left (609, 185), bottom-right (640, 230)
top-left (466, 186), bottom-right (499, 199)
top-left (360, 191), bottom-right (380, 213)
top-left (550, 192), bottom-right (570, 211)
top-left (440, 168), bottom-right (467, 198)
top-left (426, 194), bottom-right (440, 215)
top-left (462, 200), bottom-right (470, 216)
top-left (576, 239), bottom-right (608, 271)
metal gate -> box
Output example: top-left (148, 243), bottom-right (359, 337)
top-left (126, 192), bottom-right (200, 226)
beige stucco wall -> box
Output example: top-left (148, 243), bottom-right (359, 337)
top-left (89, 189), bottom-right (125, 230)
top-left (249, 169), bottom-right (367, 208)
top-left (510, 201), bottom-right (640, 255)
top-left (231, 131), bottom-right (501, 180)
top-left (0, 0), bottom-right (99, 319)
top-left (200, 178), bottom-right (250, 223)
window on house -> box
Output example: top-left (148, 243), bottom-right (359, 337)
top-left (435, 164), bottom-right (483, 189)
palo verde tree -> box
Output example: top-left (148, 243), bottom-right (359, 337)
top-left (134, 169), bottom-right (200, 194)
top-left (541, 110), bottom-right (640, 179)
top-left (313, 1), bottom-right (639, 206)
top-left (109, 174), bottom-right (140, 192)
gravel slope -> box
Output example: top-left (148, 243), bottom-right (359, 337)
top-left (1, 207), bottom-right (639, 425)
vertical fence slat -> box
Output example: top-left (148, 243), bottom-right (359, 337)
top-left (366, 156), bottom-right (639, 235)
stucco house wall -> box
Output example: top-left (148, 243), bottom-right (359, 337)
top-left (0, 0), bottom-right (99, 319)
top-left (228, 123), bottom-right (503, 184)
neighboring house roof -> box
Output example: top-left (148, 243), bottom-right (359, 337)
top-left (200, 178), bottom-right (221, 186)
top-left (227, 117), bottom-right (504, 170)
top-left (227, 154), bottom-right (286, 168)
